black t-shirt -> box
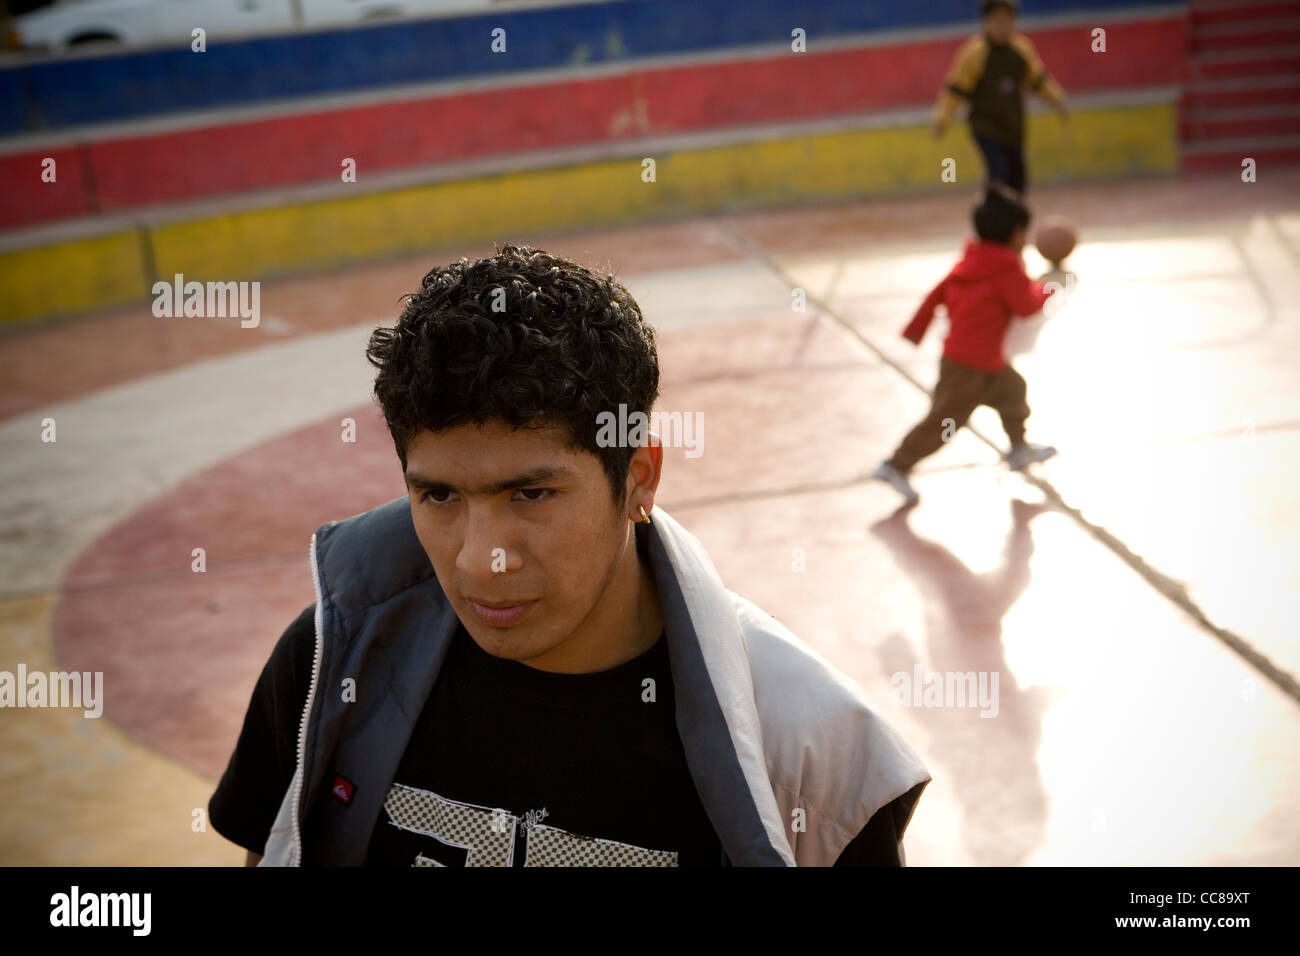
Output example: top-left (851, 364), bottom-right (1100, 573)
top-left (211, 605), bottom-right (916, 866)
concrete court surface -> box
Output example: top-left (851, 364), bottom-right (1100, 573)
top-left (1, 169), bottom-right (1298, 866)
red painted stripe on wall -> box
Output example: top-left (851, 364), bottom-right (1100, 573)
top-left (2, 15), bottom-right (1183, 232)
top-left (0, 146), bottom-right (95, 230)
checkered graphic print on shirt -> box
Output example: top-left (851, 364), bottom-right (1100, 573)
top-left (523, 823), bottom-right (677, 867)
top-left (382, 783), bottom-right (678, 867)
top-left (384, 783), bottom-right (515, 867)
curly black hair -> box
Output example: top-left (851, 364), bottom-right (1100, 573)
top-left (366, 243), bottom-right (660, 506)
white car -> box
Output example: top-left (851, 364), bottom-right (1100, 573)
top-left (13, 0), bottom-right (499, 51)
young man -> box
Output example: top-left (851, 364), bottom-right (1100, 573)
top-left (873, 190), bottom-right (1059, 504)
top-left (210, 244), bottom-right (930, 867)
top-left (932, 0), bottom-right (1068, 196)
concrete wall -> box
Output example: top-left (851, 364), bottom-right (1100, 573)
top-left (0, 0), bottom-right (1187, 325)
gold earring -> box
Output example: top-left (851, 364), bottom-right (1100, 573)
top-left (638, 505), bottom-right (651, 524)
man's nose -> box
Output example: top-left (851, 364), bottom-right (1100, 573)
top-left (456, 504), bottom-right (521, 580)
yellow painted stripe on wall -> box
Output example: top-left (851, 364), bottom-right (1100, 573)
top-left (1027, 103), bottom-right (1178, 180)
top-left (3, 103), bottom-right (1174, 326)
top-left (148, 160), bottom-right (665, 281)
top-left (151, 103), bottom-right (1174, 280)
top-left (0, 230), bottom-right (147, 327)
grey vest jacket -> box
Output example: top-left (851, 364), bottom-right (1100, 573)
top-left (260, 497), bottom-right (930, 867)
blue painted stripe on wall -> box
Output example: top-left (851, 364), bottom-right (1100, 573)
top-left (0, 70), bottom-right (27, 134)
top-left (1, 0), bottom-right (1181, 135)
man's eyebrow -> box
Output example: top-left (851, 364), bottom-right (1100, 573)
top-left (404, 465), bottom-right (576, 496)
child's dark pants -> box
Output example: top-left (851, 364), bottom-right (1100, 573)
top-left (889, 357), bottom-right (1031, 474)
top-left (974, 134), bottom-right (1027, 195)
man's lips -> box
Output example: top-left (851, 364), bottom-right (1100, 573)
top-left (465, 597), bottom-right (539, 628)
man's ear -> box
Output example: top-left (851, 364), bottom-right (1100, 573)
top-left (624, 434), bottom-right (664, 514)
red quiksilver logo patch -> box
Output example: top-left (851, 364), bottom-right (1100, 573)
top-left (331, 775), bottom-right (355, 806)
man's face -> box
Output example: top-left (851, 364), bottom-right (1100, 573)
top-left (404, 419), bottom-right (632, 665)
top-left (983, 7), bottom-right (1015, 44)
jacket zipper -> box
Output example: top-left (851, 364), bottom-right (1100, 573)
top-left (290, 531), bottom-right (327, 866)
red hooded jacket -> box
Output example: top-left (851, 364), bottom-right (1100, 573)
top-left (902, 238), bottom-right (1054, 372)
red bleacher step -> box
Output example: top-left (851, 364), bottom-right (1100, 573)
top-left (1181, 105), bottom-right (1300, 142)
top-left (1183, 75), bottom-right (1300, 111)
top-left (1188, 1), bottom-right (1300, 28)
top-left (1188, 46), bottom-right (1300, 81)
top-left (1181, 134), bottom-right (1300, 171)
top-left (1190, 23), bottom-right (1300, 54)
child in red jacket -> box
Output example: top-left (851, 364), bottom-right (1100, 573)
top-left (873, 189), bottom-right (1058, 503)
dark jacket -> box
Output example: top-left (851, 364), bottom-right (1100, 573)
top-left (934, 31), bottom-right (1067, 147)
top-left (259, 498), bottom-right (931, 866)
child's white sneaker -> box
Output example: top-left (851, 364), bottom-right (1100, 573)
top-left (1006, 442), bottom-right (1057, 471)
top-left (872, 461), bottom-right (920, 503)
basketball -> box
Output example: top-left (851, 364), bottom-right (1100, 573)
top-left (1035, 215), bottom-right (1077, 263)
